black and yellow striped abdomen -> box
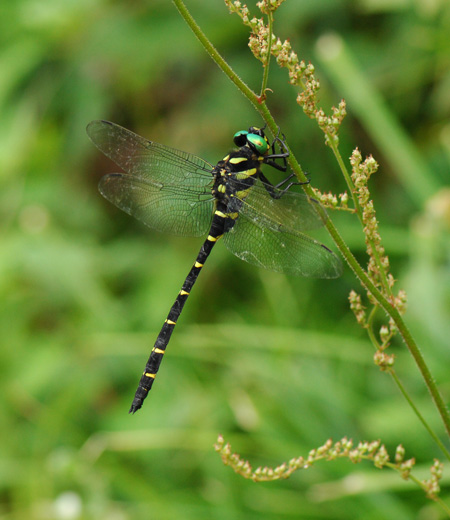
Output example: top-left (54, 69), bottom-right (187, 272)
top-left (129, 154), bottom-right (253, 412)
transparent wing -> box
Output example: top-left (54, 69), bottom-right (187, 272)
top-left (241, 184), bottom-right (328, 233)
top-left (223, 183), bottom-right (343, 278)
top-left (87, 120), bottom-right (214, 237)
top-left (87, 120), bottom-right (214, 184)
top-left (99, 174), bottom-right (214, 237)
top-left (88, 120), bottom-right (342, 276)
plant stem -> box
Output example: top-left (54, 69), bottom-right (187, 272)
top-left (173, 0), bottom-right (450, 446)
top-left (259, 11), bottom-right (273, 99)
top-left (392, 371), bottom-right (450, 462)
top-left (172, 0), bottom-right (286, 141)
top-left (321, 215), bottom-right (450, 442)
top-left (366, 306), bottom-right (450, 460)
top-left (172, 0), bottom-right (258, 105)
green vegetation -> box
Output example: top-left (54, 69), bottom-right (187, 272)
top-left (1, 0), bottom-right (449, 518)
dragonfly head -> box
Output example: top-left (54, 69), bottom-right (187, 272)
top-left (233, 127), bottom-right (269, 156)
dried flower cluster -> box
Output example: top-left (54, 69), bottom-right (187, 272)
top-left (257, 0), bottom-right (287, 14)
top-left (423, 460), bottom-right (444, 499)
top-left (214, 436), bottom-right (429, 487)
top-left (311, 187), bottom-right (352, 211)
top-left (214, 2), bottom-right (448, 509)
top-left (349, 290), bottom-right (366, 327)
top-left (350, 149), bottom-right (388, 284)
top-left (348, 147), bottom-right (409, 370)
top-left (215, 435), bottom-right (444, 500)
top-left (350, 147), bottom-right (407, 307)
top-left (225, 0), bottom-right (346, 144)
top-left (223, 0), bottom-right (416, 388)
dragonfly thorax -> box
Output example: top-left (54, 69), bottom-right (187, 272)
top-left (211, 146), bottom-right (261, 206)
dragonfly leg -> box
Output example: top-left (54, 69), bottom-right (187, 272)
top-left (259, 170), bottom-right (311, 199)
top-left (263, 128), bottom-right (290, 172)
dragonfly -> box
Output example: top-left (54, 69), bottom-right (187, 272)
top-left (87, 120), bottom-right (342, 413)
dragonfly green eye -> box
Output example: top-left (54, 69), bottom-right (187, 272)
top-left (247, 133), bottom-right (269, 154)
top-left (233, 130), bottom-right (248, 147)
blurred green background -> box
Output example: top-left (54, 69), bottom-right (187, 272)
top-left (1, 0), bottom-right (449, 518)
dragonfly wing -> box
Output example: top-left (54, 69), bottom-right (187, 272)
top-left (242, 183), bottom-right (328, 233)
top-left (99, 173), bottom-right (213, 237)
top-left (88, 120), bottom-right (215, 236)
top-left (223, 196), bottom-right (342, 278)
top-left (87, 120), bottom-right (214, 186)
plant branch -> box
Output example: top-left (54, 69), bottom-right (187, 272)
top-left (215, 436), bottom-right (448, 510)
top-left (259, 10), bottom-right (273, 99)
top-left (173, 0), bottom-right (450, 446)
top-left (323, 215), bottom-right (450, 441)
top-left (172, 0), bottom-right (258, 105)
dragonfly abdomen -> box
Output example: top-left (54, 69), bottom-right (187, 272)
top-left (129, 205), bottom-right (235, 413)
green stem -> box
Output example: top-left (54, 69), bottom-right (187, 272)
top-left (259, 11), bottom-right (273, 99)
top-left (385, 467), bottom-right (450, 515)
top-left (285, 136), bottom-right (450, 443)
top-left (366, 307), bottom-right (449, 458)
top-left (173, 0), bottom-right (450, 446)
top-left (392, 371), bottom-right (450, 462)
top-left (329, 137), bottom-right (359, 208)
top-left (366, 305), bottom-right (380, 348)
top-left (434, 497), bottom-right (450, 516)
top-left (172, 0), bottom-right (281, 136)
top-left (322, 216), bottom-right (450, 442)
top-left (172, 0), bottom-right (258, 105)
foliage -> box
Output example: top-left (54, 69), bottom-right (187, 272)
top-left (1, 0), bottom-right (449, 519)
top-left (184, 0), bottom-right (450, 512)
